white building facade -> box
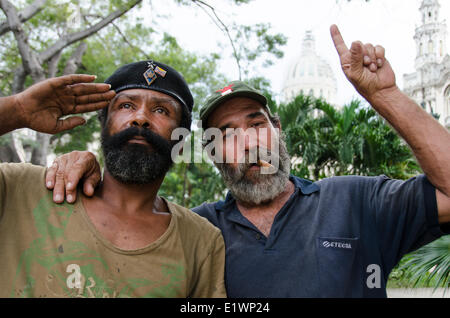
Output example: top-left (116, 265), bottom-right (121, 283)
top-left (403, 0), bottom-right (450, 128)
top-left (282, 31), bottom-right (338, 106)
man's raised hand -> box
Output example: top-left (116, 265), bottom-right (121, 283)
top-left (14, 74), bottom-right (115, 134)
top-left (330, 24), bottom-right (397, 100)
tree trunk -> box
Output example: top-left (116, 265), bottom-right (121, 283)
top-left (0, 133), bottom-right (21, 163)
top-left (30, 132), bottom-right (50, 166)
top-left (1, 0), bottom-right (142, 165)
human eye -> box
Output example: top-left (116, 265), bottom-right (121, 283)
top-left (119, 103), bottom-right (133, 110)
top-left (223, 130), bottom-right (235, 140)
top-left (154, 106), bottom-right (169, 115)
top-left (251, 122), bottom-right (264, 128)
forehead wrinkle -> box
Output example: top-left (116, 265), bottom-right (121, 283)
top-left (208, 99), bottom-right (265, 128)
top-left (115, 92), bottom-right (142, 102)
top-left (216, 109), bottom-right (267, 131)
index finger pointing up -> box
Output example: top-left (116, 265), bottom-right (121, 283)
top-left (330, 24), bottom-right (349, 57)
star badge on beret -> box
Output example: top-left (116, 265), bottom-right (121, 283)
top-left (143, 61), bottom-right (167, 86)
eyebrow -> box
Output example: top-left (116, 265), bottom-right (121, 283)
top-left (219, 124), bottom-right (230, 133)
top-left (113, 93), bottom-right (179, 107)
top-left (114, 92), bottom-right (141, 102)
top-left (218, 111), bottom-right (267, 132)
top-left (148, 97), bottom-right (179, 107)
top-left (247, 111), bottom-right (266, 120)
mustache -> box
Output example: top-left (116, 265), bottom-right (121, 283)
top-left (101, 126), bottom-right (173, 157)
top-left (218, 147), bottom-right (279, 176)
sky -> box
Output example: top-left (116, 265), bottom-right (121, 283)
top-left (144, 0), bottom-right (449, 105)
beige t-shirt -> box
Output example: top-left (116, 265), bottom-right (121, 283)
top-left (0, 163), bottom-right (226, 298)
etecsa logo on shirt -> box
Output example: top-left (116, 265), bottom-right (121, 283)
top-left (318, 237), bottom-right (356, 250)
top-left (322, 240), bottom-right (352, 249)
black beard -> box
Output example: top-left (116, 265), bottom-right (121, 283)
top-left (101, 126), bottom-right (175, 184)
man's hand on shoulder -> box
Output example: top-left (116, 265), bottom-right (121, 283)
top-left (46, 151), bottom-right (101, 204)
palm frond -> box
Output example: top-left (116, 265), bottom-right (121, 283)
top-left (398, 236), bottom-right (450, 290)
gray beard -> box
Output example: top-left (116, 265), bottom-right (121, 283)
top-left (215, 135), bottom-right (291, 205)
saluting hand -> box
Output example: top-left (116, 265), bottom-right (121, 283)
top-left (14, 74), bottom-right (115, 134)
top-left (330, 25), bottom-right (397, 100)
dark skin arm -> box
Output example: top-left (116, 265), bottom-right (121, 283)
top-left (0, 74), bottom-right (115, 135)
top-left (0, 74), bottom-right (114, 202)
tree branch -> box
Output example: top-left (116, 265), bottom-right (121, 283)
top-left (11, 66), bottom-right (26, 94)
top-left (0, 0), bottom-right (44, 82)
top-left (191, 0), bottom-right (242, 80)
top-left (82, 14), bottom-right (150, 59)
top-left (63, 41), bottom-right (87, 75)
top-left (39, 0), bottom-right (142, 63)
top-left (111, 21), bottom-right (151, 59)
top-left (0, 0), bottom-right (47, 36)
top-left (47, 50), bottom-right (62, 78)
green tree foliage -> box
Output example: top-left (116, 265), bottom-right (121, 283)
top-left (389, 236), bottom-right (450, 290)
top-left (273, 94), bottom-right (421, 180)
top-left (0, 0), bottom-right (144, 164)
top-left (160, 161), bottom-right (227, 208)
top-left (0, 0), bottom-right (287, 165)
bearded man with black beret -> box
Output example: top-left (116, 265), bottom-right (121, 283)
top-left (0, 62), bottom-right (226, 298)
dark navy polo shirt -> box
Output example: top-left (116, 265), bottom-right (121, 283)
top-left (192, 174), bottom-right (449, 298)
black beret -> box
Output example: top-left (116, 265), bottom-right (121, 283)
top-left (104, 60), bottom-right (194, 112)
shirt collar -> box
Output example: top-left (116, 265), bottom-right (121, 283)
top-left (291, 175), bottom-right (320, 195)
top-left (215, 175), bottom-right (320, 211)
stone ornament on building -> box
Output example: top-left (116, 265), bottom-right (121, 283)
top-left (403, 0), bottom-right (450, 129)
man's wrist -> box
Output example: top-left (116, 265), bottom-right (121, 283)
top-left (0, 94), bottom-right (26, 134)
top-left (12, 92), bottom-right (29, 129)
top-left (365, 85), bottom-right (402, 107)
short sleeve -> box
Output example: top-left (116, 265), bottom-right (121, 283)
top-left (189, 231), bottom-right (227, 298)
top-left (0, 165), bottom-right (5, 219)
top-left (369, 174), bottom-right (445, 269)
top-left (192, 202), bottom-right (220, 227)
top-left (0, 163), bottom-right (46, 221)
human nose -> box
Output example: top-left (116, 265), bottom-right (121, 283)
top-left (243, 128), bottom-right (259, 152)
top-left (232, 128), bottom-right (258, 164)
top-left (129, 106), bottom-right (150, 129)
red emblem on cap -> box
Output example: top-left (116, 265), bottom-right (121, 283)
top-left (216, 84), bottom-right (234, 94)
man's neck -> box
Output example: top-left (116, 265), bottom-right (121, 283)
top-left (81, 170), bottom-right (171, 250)
top-left (235, 179), bottom-right (295, 237)
top-left (93, 170), bottom-right (167, 215)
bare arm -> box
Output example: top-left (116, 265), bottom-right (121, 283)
top-left (0, 74), bottom-right (115, 136)
top-left (0, 94), bottom-right (21, 135)
top-left (330, 25), bottom-right (450, 224)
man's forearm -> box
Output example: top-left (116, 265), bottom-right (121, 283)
top-left (0, 95), bottom-right (24, 136)
top-left (367, 86), bottom-right (450, 196)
